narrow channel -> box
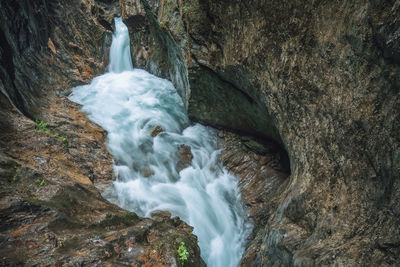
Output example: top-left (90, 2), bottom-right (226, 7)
top-left (70, 18), bottom-right (251, 267)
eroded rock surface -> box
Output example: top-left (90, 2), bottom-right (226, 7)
top-left (0, 0), bottom-right (119, 120)
top-left (218, 131), bottom-right (289, 266)
top-left (121, 0), bottom-right (400, 265)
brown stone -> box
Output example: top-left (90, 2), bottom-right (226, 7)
top-left (149, 125), bottom-right (164, 137)
top-left (176, 144), bottom-right (194, 171)
top-left (140, 167), bottom-right (154, 178)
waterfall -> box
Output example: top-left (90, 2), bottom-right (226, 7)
top-left (70, 17), bottom-right (251, 267)
top-left (108, 17), bottom-right (133, 73)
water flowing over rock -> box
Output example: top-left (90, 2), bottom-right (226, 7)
top-left (176, 144), bottom-right (194, 172)
top-left (70, 17), bottom-right (251, 267)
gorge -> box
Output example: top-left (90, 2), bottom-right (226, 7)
top-left (70, 17), bottom-right (251, 266)
top-left (0, 0), bottom-right (399, 266)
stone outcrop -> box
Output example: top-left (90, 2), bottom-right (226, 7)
top-left (121, 0), bottom-right (400, 265)
top-left (0, 95), bottom-right (204, 266)
top-left (176, 144), bottom-right (194, 172)
top-left (150, 125), bottom-right (164, 137)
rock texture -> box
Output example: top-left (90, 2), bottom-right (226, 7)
top-left (218, 131), bottom-right (290, 266)
top-left (0, 0), bottom-right (204, 265)
top-left (122, 0), bottom-right (400, 265)
top-left (176, 144), bottom-right (194, 172)
top-left (120, 0), bottom-right (190, 108)
top-left (0, 94), bottom-right (203, 266)
top-left (0, 0), bottom-right (118, 121)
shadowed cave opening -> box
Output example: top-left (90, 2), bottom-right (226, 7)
top-left (186, 64), bottom-right (291, 176)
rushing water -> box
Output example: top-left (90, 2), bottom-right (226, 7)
top-left (70, 17), bottom-right (251, 267)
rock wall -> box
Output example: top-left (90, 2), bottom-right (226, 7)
top-left (122, 0), bottom-right (400, 265)
top-left (0, 0), bottom-right (119, 121)
top-left (120, 0), bottom-right (191, 108)
top-left (120, 0), bottom-right (282, 142)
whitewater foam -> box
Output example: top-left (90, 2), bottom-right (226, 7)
top-left (70, 17), bottom-right (251, 267)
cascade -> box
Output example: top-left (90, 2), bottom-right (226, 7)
top-left (70, 17), bottom-right (251, 267)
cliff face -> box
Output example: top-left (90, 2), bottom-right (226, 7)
top-left (0, 0), bottom-right (118, 122)
top-left (122, 0), bottom-right (400, 265)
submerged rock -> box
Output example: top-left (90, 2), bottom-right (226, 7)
top-left (140, 167), bottom-right (154, 178)
top-left (176, 144), bottom-right (194, 172)
top-left (149, 125), bottom-right (164, 137)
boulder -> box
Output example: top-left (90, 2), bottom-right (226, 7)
top-left (176, 144), bottom-right (193, 172)
top-left (149, 125), bottom-right (164, 137)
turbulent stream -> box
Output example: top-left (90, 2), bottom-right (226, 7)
top-left (70, 18), bottom-right (251, 267)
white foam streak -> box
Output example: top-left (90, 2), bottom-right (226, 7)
top-left (70, 17), bottom-right (251, 267)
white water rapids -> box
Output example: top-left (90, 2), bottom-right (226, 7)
top-left (70, 17), bottom-right (251, 266)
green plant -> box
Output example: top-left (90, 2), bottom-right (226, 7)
top-left (35, 119), bottom-right (68, 146)
top-left (35, 179), bottom-right (46, 187)
top-left (61, 137), bottom-right (68, 145)
top-left (36, 119), bottom-right (48, 132)
top-left (177, 242), bottom-right (189, 264)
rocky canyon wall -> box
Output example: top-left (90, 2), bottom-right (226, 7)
top-left (1, 0), bottom-right (399, 265)
top-left (0, 0), bottom-right (119, 123)
top-left (122, 0), bottom-right (400, 265)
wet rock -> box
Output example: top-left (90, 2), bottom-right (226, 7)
top-left (0, 0), bottom-right (120, 120)
top-left (140, 167), bottom-right (154, 178)
top-left (0, 152), bottom-right (17, 180)
top-left (176, 144), bottom-right (193, 172)
top-left (0, 118), bottom-right (203, 266)
top-left (149, 125), bottom-right (164, 137)
top-left (120, 0), bottom-right (190, 108)
top-left (241, 136), bottom-right (270, 155)
top-left (150, 210), bottom-right (171, 222)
